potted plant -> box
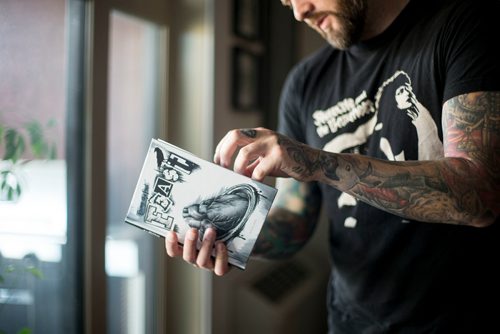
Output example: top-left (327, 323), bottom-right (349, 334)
top-left (0, 253), bottom-right (44, 334)
top-left (0, 119), bottom-right (56, 333)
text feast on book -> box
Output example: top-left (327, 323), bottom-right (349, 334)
top-left (139, 147), bottom-right (200, 233)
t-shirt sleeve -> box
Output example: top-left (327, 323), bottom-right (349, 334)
top-left (441, 0), bottom-right (500, 102)
top-left (277, 63), bottom-right (307, 143)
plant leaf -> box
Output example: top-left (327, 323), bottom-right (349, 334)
top-left (16, 182), bottom-right (22, 198)
top-left (26, 266), bottom-right (44, 279)
top-left (47, 118), bottom-right (57, 128)
top-left (26, 121), bottom-right (47, 158)
top-left (4, 128), bottom-right (25, 162)
top-left (0, 123), bottom-right (4, 147)
top-left (17, 328), bottom-right (32, 334)
top-left (0, 170), bottom-right (19, 201)
top-left (0, 171), bottom-right (8, 190)
top-left (49, 143), bottom-right (57, 159)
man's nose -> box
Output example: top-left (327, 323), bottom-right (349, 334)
top-left (291, 0), bottom-right (315, 21)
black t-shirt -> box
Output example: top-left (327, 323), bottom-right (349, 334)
top-left (278, 0), bottom-right (500, 332)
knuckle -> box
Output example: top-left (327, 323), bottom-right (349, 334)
top-left (229, 129), bottom-right (240, 140)
top-left (270, 132), bottom-right (281, 145)
top-left (239, 146), bottom-right (251, 158)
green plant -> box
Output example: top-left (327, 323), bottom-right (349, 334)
top-left (0, 262), bottom-right (44, 286)
top-left (0, 119), bottom-right (54, 333)
top-left (0, 120), bottom-right (57, 201)
top-left (0, 256), bottom-right (44, 334)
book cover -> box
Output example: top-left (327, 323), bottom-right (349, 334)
top-left (125, 138), bottom-right (277, 270)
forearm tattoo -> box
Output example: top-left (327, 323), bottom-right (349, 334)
top-left (275, 92), bottom-right (499, 226)
top-left (240, 128), bottom-right (257, 138)
top-left (277, 135), bottom-right (324, 179)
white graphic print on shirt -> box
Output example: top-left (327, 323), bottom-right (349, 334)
top-left (314, 71), bottom-right (444, 228)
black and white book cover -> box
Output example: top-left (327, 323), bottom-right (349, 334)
top-left (125, 138), bottom-right (277, 270)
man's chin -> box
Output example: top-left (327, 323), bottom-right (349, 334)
top-left (311, 26), bottom-right (353, 50)
top-left (326, 36), bottom-right (352, 50)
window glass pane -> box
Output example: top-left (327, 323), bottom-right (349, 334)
top-left (0, 0), bottom-right (81, 333)
top-left (106, 10), bottom-right (165, 334)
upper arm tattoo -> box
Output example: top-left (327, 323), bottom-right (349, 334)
top-left (440, 92), bottom-right (500, 222)
top-left (273, 177), bottom-right (322, 217)
top-left (443, 92), bottom-right (500, 172)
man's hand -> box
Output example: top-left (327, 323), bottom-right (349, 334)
top-left (165, 228), bottom-right (231, 276)
top-left (214, 127), bottom-right (321, 182)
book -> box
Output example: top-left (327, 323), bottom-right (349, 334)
top-left (124, 138), bottom-right (278, 270)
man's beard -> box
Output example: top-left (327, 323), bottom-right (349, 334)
top-left (320, 0), bottom-right (367, 49)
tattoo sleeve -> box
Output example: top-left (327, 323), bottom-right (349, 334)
top-left (252, 178), bottom-right (322, 259)
top-left (277, 92), bottom-right (500, 227)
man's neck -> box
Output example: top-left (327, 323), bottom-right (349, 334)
top-left (362, 0), bottom-right (410, 40)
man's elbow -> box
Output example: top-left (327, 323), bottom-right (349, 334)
top-left (469, 210), bottom-right (498, 228)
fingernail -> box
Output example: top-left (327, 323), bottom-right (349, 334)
top-left (167, 233), bottom-right (175, 242)
top-left (203, 228), bottom-right (215, 241)
top-left (187, 228), bottom-right (197, 241)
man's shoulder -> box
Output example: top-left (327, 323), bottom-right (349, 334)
top-left (438, 0), bottom-right (499, 18)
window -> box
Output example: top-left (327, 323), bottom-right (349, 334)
top-left (0, 0), bottom-right (84, 332)
top-left (105, 10), bottom-right (167, 334)
top-left (1, 1), bottom-right (213, 333)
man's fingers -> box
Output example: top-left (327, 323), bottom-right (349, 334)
top-left (252, 153), bottom-right (282, 181)
top-left (196, 228), bottom-right (217, 269)
top-left (233, 141), bottom-right (262, 175)
top-left (166, 228), bottom-right (231, 276)
top-left (182, 228), bottom-right (199, 263)
top-left (215, 130), bottom-right (242, 168)
top-left (214, 131), bottom-right (231, 165)
top-left (165, 231), bottom-right (182, 257)
top-left (214, 241), bottom-right (230, 276)
top-left (214, 128), bottom-right (262, 168)
top-left (243, 157), bottom-right (262, 178)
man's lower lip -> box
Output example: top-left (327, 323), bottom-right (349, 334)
top-left (318, 15), bottom-right (328, 31)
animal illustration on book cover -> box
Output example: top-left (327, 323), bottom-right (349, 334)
top-left (125, 139), bottom-right (277, 269)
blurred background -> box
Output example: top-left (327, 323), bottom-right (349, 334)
top-left (0, 0), bottom-right (328, 333)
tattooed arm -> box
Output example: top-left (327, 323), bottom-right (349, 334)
top-left (252, 177), bottom-right (322, 259)
top-left (214, 92), bottom-right (500, 228)
top-left (314, 92), bottom-right (499, 227)
top-left (285, 92), bottom-right (499, 227)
